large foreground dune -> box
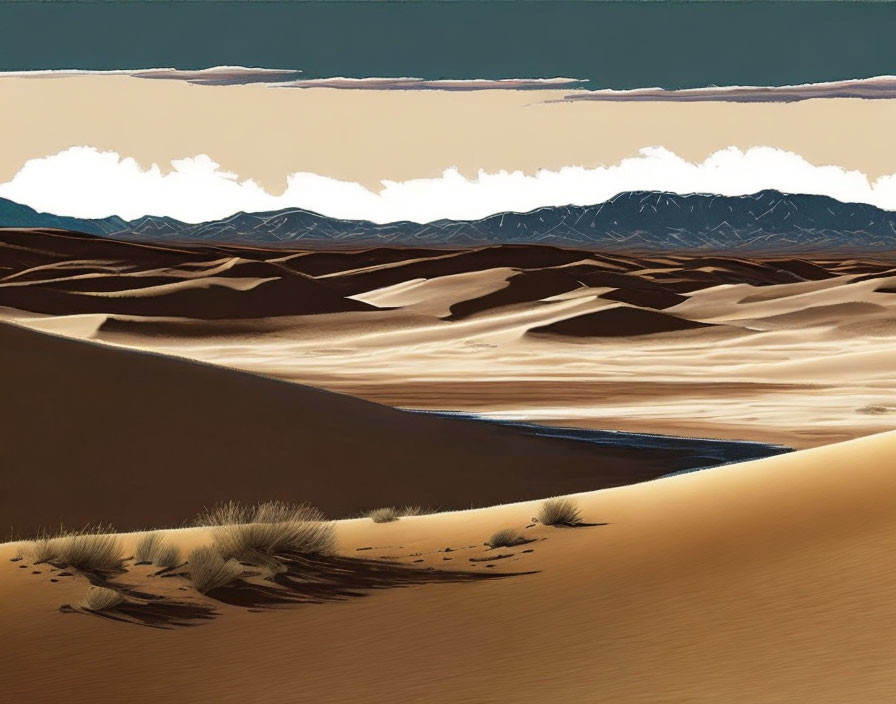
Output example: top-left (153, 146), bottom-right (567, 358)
top-left (0, 320), bottom-right (706, 535)
top-left (2, 429), bottom-right (895, 702)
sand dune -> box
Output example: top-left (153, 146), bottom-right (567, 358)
top-left (2, 427), bottom-right (895, 702)
top-left (316, 245), bottom-right (593, 296)
top-left (0, 270), bottom-right (376, 318)
top-left (351, 267), bottom-right (516, 318)
top-left (0, 321), bottom-right (707, 536)
top-left (3, 229), bottom-right (896, 448)
top-left (3, 229), bottom-right (896, 701)
top-left (529, 304), bottom-right (714, 337)
top-left (446, 264), bottom-right (689, 319)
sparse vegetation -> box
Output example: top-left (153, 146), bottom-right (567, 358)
top-left (537, 498), bottom-right (584, 527)
top-left (486, 528), bottom-right (529, 549)
top-left (154, 543), bottom-right (182, 569)
top-left (196, 500), bottom-right (335, 564)
top-left (28, 533), bottom-right (60, 564)
top-left (82, 586), bottom-right (125, 612)
top-left (57, 529), bottom-right (124, 572)
top-left (187, 545), bottom-right (243, 593)
top-left (26, 526), bottom-right (123, 572)
top-left (135, 532), bottom-right (163, 564)
top-left (367, 506), bottom-right (400, 523)
top-left (366, 505), bottom-right (428, 523)
top-left (194, 499), bottom-right (249, 527)
top-left (135, 532), bottom-right (181, 568)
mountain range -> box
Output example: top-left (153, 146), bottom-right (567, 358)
top-left (3, 190), bottom-right (896, 252)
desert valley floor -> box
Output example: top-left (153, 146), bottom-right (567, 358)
top-left (2, 228), bottom-right (896, 702)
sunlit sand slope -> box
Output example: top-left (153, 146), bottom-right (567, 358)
top-left (2, 431), bottom-right (895, 702)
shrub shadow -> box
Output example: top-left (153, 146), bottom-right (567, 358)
top-left (59, 552), bottom-right (534, 626)
top-left (59, 572), bottom-right (219, 629)
top-left (206, 552), bottom-right (533, 608)
top-left (61, 600), bottom-right (219, 629)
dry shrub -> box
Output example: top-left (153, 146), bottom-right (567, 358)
top-left (58, 529), bottom-right (123, 572)
top-left (195, 499), bottom-right (247, 527)
top-left (28, 534), bottom-right (60, 564)
top-left (367, 505), bottom-right (434, 522)
top-left (537, 498), bottom-right (583, 527)
top-left (486, 528), bottom-right (528, 549)
top-left (367, 507), bottom-right (400, 523)
top-left (27, 526), bottom-right (123, 572)
top-left (253, 501), bottom-right (322, 525)
top-left (188, 545), bottom-right (243, 593)
top-left (196, 501), bottom-right (335, 564)
top-left (135, 532), bottom-right (163, 564)
top-left (155, 543), bottom-right (182, 569)
top-left (135, 532), bottom-right (181, 568)
top-left (82, 586), bottom-right (124, 612)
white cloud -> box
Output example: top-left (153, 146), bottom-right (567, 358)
top-left (2, 145), bottom-right (896, 224)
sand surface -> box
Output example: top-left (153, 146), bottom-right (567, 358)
top-left (3, 228), bottom-right (895, 701)
top-left (2, 429), bottom-right (896, 702)
top-left (1, 319), bottom-right (713, 535)
top-left (3, 229), bottom-right (896, 449)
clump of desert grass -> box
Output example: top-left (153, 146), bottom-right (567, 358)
top-left (486, 528), bottom-right (530, 549)
top-left (154, 543), bottom-right (182, 570)
top-left (195, 500), bottom-right (335, 566)
top-left (26, 526), bottom-right (124, 572)
top-left (134, 531), bottom-right (182, 569)
top-left (28, 533), bottom-right (61, 564)
top-left (134, 532), bottom-right (163, 564)
top-left (187, 545), bottom-right (243, 593)
top-left (537, 497), bottom-right (584, 527)
top-left (366, 505), bottom-right (428, 523)
top-left (81, 585), bottom-right (125, 612)
top-left (367, 506), bottom-right (400, 523)
top-left (194, 499), bottom-right (247, 527)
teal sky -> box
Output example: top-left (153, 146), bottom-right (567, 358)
top-left (0, 1), bottom-right (895, 88)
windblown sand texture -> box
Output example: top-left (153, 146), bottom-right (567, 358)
top-left (3, 228), bottom-right (896, 449)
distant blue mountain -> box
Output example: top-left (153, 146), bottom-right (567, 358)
top-left (0, 198), bottom-right (127, 236)
top-left (3, 190), bottom-right (896, 253)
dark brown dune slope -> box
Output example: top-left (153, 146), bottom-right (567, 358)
top-left (0, 270), bottom-right (377, 318)
top-left (529, 306), bottom-right (714, 338)
top-left (314, 245), bottom-right (594, 295)
top-left (448, 265), bottom-right (688, 319)
top-left (5, 230), bottom-right (896, 326)
top-left (0, 322), bottom-right (697, 535)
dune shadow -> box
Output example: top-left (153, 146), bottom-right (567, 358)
top-left (58, 571), bottom-right (219, 629)
top-left (60, 598), bottom-right (219, 629)
top-left (58, 552), bottom-right (534, 626)
top-left (206, 552), bottom-right (533, 608)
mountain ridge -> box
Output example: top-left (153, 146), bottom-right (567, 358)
top-left (2, 189), bottom-right (896, 253)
